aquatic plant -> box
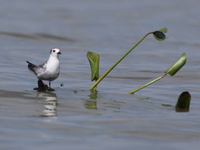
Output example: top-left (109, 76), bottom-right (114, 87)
top-left (128, 53), bottom-right (187, 94)
top-left (87, 27), bottom-right (186, 93)
top-left (87, 52), bottom-right (100, 91)
top-left (175, 91), bottom-right (191, 112)
top-left (87, 27), bottom-right (168, 91)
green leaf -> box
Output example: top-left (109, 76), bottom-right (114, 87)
top-left (87, 51), bottom-right (100, 81)
top-left (153, 27), bottom-right (168, 41)
top-left (153, 31), bottom-right (166, 41)
top-left (128, 52), bottom-right (186, 94)
top-left (165, 53), bottom-right (187, 76)
top-left (158, 27), bottom-right (168, 33)
top-left (175, 91), bottom-right (191, 112)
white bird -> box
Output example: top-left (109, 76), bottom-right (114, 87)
top-left (26, 48), bottom-right (61, 88)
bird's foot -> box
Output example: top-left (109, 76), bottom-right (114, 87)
top-left (33, 80), bottom-right (55, 91)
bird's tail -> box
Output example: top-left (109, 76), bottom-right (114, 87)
top-left (26, 61), bottom-right (37, 75)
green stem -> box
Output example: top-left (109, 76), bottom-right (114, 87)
top-left (128, 73), bottom-right (167, 94)
top-left (89, 32), bottom-right (153, 90)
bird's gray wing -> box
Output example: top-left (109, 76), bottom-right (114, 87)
top-left (26, 61), bottom-right (46, 75)
top-left (38, 61), bottom-right (47, 68)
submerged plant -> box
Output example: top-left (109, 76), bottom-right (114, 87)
top-left (128, 53), bottom-right (187, 94)
top-left (88, 27), bottom-right (168, 91)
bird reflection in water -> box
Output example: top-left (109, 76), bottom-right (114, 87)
top-left (37, 92), bottom-right (58, 117)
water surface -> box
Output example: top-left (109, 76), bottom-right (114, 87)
top-left (0, 0), bottom-right (200, 150)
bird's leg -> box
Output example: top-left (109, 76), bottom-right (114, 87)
top-left (42, 81), bottom-right (47, 86)
top-left (37, 79), bottom-right (45, 87)
top-left (48, 81), bottom-right (55, 91)
top-left (34, 80), bottom-right (48, 91)
top-left (49, 81), bottom-right (51, 88)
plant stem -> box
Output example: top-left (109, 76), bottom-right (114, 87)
top-left (128, 73), bottom-right (167, 94)
top-left (89, 32), bottom-right (153, 90)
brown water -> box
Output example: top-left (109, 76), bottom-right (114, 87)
top-left (0, 0), bottom-right (200, 150)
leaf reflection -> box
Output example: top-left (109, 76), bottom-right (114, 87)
top-left (84, 90), bottom-right (98, 110)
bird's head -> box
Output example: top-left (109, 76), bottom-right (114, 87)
top-left (50, 48), bottom-right (61, 57)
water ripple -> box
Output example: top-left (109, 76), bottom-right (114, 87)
top-left (0, 31), bottom-right (77, 42)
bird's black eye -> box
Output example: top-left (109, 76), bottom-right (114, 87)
top-left (53, 50), bottom-right (55, 52)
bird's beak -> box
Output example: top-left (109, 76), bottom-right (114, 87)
top-left (57, 52), bottom-right (61, 54)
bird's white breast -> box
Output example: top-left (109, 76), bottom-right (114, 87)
top-left (46, 57), bottom-right (60, 74)
top-left (37, 56), bottom-right (60, 81)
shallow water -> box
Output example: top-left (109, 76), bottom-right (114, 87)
top-left (1, 0), bottom-right (200, 150)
